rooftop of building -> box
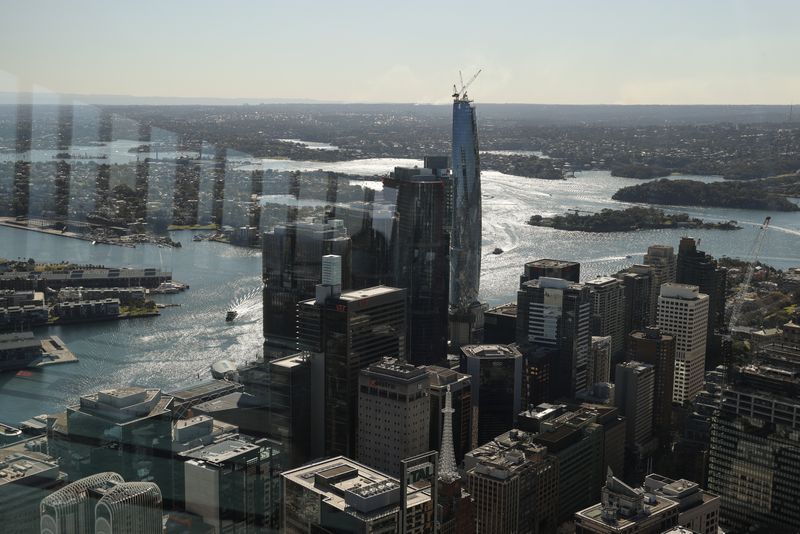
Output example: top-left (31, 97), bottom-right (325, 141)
top-left (337, 285), bottom-right (403, 302)
top-left (531, 408), bottom-right (600, 449)
top-left (586, 276), bottom-right (621, 287)
top-left (485, 302), bottom-right (518, 317)
top-left (271, 352), bottom-right (312, 369)
top-left (184, 437), bottom-right (260, 465)
top-left (522, 276), bottom-right (586, 291)
top-left (193, 392), bottom-right (251, 413)
top-left (659, 283), bottom-right (706, 300)
top-left (617, 360), bottom-right (654, 373)
top-left (425, 366), bottom-right (470, 389)
top-left (168, 379), bottom-right (242, 403)
top-left (0, 450), bottom-right (61, 487)
top-left (72, 387), bottom-right (172, 424)
top-left (525, 259), bottom-right (580, 268)
top-left (629, 328), bottom-right (674, 342)
top-left (519, 403), bottom-right (567, 423)
top-left (363, 357), bottom-right (427, 381)
top-left (282, 456), bottom-right (429, 516)
top-left (461, 344), bottom-right (521, 360)
top-left (0, 331), bottom-right (40, 349)
top-left (576, 490), bottom-right (678, 530)
top-left (645, 244), bottom-right (675, 254)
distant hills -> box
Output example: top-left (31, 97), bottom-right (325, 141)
top-left (0, 92), bottom-right (795, 125)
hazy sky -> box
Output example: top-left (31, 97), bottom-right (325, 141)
top-left (1, 0), bottom-right (799, 104)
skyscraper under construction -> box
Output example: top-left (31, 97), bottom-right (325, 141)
top-left (450, 79), bottom-right (484, 348)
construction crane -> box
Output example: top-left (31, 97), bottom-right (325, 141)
top-left (452, 69), bottom-right (482, 101)
top-left (720, 216), bottom-right (771, 382)
top-left (727, 216), bottom-right (771, 333)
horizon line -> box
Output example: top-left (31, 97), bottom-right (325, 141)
top-left (0, 91), bottom-right (794, 108)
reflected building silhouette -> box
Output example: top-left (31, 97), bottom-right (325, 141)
top-left (261, 218), bottom-right (352, 357)
top-left (385, 157), bottom-right (450, 365)
top-left (338, 198), bottom-right (398, 289)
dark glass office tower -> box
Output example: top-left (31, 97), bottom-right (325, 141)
top-left (297, 285), bottom-right (407, 458)
top-left (521, 259), bottom-right (581, 285)
top-left (261, 218), bottom-right (351, 357)
top-left (386, 161), bottom-right (450, 365)
top-left (615, 265), bottom-right (656, 342)
top-left (627, 327), bottom-right (675, 444)
top-left (450, 95), bottom-right (483, 347)
top-left (459, 344), bottom-right (522, 447)
top-left (677, 237), bottom-right (727, 358)
top-left (516, 277), bottom-right (593, 399)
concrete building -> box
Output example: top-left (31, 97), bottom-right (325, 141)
top-left (281, 456), bottom-right (432, 534)
top-left (298, 284), bottom-right (407, 458)
top-left (183, 436), bottom-right (280, 533)
top-left (51, 298), bottom-right (121, 320)
top-left (527, 406), bottom-right (605, 521)
top-left (425, 366), bottom-right (472, 463)
top-left (357, 358), bottom-right (430, 477)
top-left (587, 277), bottom-right (627, 365)
top-left (0, 303), bottom-right (49, 330)
top-left (0, 448), bottom-right (66, 534)
top-left (56, 287), bottom-right (146, 306)
top-left (656, 284), bottom-right (709, 403)
top-left (643, 245), bottom-right (677, 294)
top-left (574, 470), bottom-right (679, 534)
top-left (589, 336), bottom-right (612, 385)
top-left (516, 276), bottom-right (593, 398)
top-left (643, 474), bottom-right (719, 534)
top-left (459, 344), bottom-right (523, 447)
top-left (0, 267), bottom-right (171, 291)
top-left (628, 328), bottom-right (676, 443)
top-left (465, 430), bottom-right (559, 534)
top-left (0, 331), bottom-right (43, 371)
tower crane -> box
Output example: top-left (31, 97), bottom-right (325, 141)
top-left (722, 216), bottom-right (771, 382)
top-left (727, 216), bottom-right (771, 334)
top-left (452, 69), bottom-right (482, 101)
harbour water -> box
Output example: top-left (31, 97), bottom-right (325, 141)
top-left (1, 163), bottom-right (799, 424)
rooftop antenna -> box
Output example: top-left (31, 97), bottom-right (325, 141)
top-left (438, 385), bottom-right (459, 483)
top-left (452, 69), bottom-right (482, 101)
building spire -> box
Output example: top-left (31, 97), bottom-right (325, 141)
top-left (438, 385), bottom-right (459, 482)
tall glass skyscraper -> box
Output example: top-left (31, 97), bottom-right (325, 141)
top-left (450, 97), bottom-right (481, 312)
top-left (450, 95), bottom-right (483, 346)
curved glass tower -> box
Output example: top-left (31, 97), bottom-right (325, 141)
top-left (450, 97), bottom-right (482, 313)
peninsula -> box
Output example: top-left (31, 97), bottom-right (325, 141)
top-left (611, 177), bottom-right (800, 211)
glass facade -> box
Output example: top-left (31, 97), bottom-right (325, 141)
top-left (449, 99), bottom-right (481, 313)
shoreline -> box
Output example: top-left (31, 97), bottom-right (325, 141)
top-left (0, 218), bottom-right (137, 248)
